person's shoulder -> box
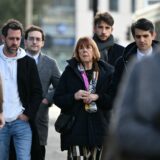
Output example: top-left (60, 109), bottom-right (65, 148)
top-left (113, 43), bottom-right (125, 50)
top-left (125, 42), bottom-right (137, 50)
top-left (21, 55), bottom-right (35, 62)
top-left (41, 53), bottom-right (57, 64)
top-left (98, 60), bottom-right (114, 73)
top-left (111, 43), bottom-right (125, 56)
top-left (141, 51), bottom-right (160, 65)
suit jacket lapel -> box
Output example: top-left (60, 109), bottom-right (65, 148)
top-left (37, 54), bottom-right (44, 72)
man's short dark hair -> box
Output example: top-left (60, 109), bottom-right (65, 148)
top-left (1, 19), bottom-right (24, 37)
top-left (25, 25), bottom-right (45, 41)
top-left (131, 18), bottom-right (154, 37)
top-left (94, 12), bottom-right (114, 26)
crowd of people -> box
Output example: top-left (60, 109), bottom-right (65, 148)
top-left (0, 11), bottom-right (159, 160)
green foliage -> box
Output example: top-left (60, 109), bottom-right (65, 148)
top-left (0, 0), bottom-right (52, 28)
top-left (0, 0), bottom-right (25, 28)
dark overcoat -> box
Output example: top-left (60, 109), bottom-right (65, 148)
top-left (103, 53), bottom-right (160, 160)
top-left (54, 58), bottom-right (114, 151)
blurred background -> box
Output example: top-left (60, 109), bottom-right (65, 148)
top-left (0, 0), bottom-right (160, 71)
top-left (1, 1), bottom-right (160, 159)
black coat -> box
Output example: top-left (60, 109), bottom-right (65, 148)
top-left (93, 34), bottom-right (124, 66)
top-left (54, 58), bottom-right (114, 151)
top-left (9, 55), bottom-right (43, 160)
top-left (17, 55), bottom-right (43, 120)
top-left (110, 40), bottom-right (160, 100)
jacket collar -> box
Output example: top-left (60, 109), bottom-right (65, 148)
top-left (123, 40), bottom-right (160, 62)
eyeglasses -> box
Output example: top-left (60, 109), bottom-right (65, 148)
top-left (27, 37), bottom-right (42, 42)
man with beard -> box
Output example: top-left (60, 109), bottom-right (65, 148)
top-left (0, 19), bottom-right (42, 160)
top-left (93, 12), bottom-right (124, 118)
top-left (24, 25), bottom-right (61, 160)
top-left (93, 12), bottom-right (124, 67)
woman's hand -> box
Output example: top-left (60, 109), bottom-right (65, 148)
top-left (83, 93), bottom-right (99, 104)
top-left (18, 114), bottom-right (29, 122)
top-left (74, 90), bottom-right (90, 100)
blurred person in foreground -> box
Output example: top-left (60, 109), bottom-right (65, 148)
top-left (111, 18), bottom-right (160, 99)
top-left (0, 74), bottom-right (4, 128)
top-left (102, 49), bottom-right (160, 160)
top-left (0, 19), bottom-right (42, 160)
top-left (93, 11), bottom-right (124, 67)
top-left (24, 25), bottom-right (61, 160)
top-left (54, 36), bottom-right (114, 160)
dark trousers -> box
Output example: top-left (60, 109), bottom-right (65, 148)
top-left (40, 145), bottom-right (46, 160)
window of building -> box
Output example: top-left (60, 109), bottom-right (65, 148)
top-left (126, 26), bottom-right (131, 41)
top-left (131, 0), bottom-right (136, 13)
top-left (109, 0), bottom-right (118, 11)
top-left (155, 21), bottom-right (160, 41)
top-left (52, 0), bottom-right (74, 7)
top-left (147, 0), bottom-right (160, 5)
top-left (89, 0), bottom-right (93, 10)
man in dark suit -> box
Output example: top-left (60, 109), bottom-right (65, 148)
top-left (24, 25), bottom-right (61, 160)
top-left (0, 19), bottom-right (42, 160)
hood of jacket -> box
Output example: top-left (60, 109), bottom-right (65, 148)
top-left (0, 44), bottom-right (26, 61)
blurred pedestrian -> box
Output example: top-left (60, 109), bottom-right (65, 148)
top-left (111, 18), bottom-right (160, 100)
top-left (24, 25), bottom-right (61, 160)
top-left (0, 19), bottom-right (42, 160)
top-left (0, 74), bottom-right (4, 128)
top-left (54, 36), bottom-right (114, 160)
top-left (102, 50), bottom-right (160, 160)
top-left (93, 11), bottom-right (124, 67)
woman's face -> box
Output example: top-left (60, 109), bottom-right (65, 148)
top-left (78, 44), bottom-right (93, 64)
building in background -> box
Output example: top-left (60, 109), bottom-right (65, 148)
top-left (133, 2), bottom-right (160, 41)
top-left (41, 0), bottom-right (160, 71)
top-left (76, 0), bottom-right (160, 46)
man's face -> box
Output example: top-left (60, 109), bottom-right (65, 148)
top-left (2, 29), bottom-right (21, 55)
top-left (25, 31), bottom-right (44, 55)
top-left (134, 28), bottom-right (155, 52)
top-left (94, 21), bottom-right (113, 41)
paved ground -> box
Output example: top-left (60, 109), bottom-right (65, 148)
top-left (45, 105), bottom-right (67, 160)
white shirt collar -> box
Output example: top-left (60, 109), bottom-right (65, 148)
top-left (137, 47), bottom-right (153, 61)
top-left (27, 52), bottom-right (40, 64)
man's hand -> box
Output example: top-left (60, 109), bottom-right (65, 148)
top-left (42, 98), bottom-right (49, 105)
top-left (0, 113), bottom-right (5, 128)
top-left (18, 114), bottom-right (29, 122)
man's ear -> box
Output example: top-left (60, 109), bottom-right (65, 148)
top-left (24, 39), bottom-right (27, 49)
top-left (1, 35), bottom-right (5, 43)
top-left (111, 26), bottom-right (113, 32)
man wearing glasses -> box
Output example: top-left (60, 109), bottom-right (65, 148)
top-left (24, 25), bottom-right (61, 160)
